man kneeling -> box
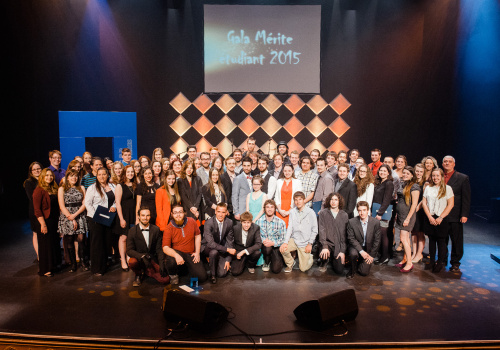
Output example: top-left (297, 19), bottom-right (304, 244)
top-left (162, 205), bottom-right (208, 285)
top-left (231, 211), bottom-right (262, 275)
top-left (280, 191), bottom-right (318, 272)
top-left (127, 206), bottom-right (169, 287)
top-left (346, 201), bottom-right (381, 278)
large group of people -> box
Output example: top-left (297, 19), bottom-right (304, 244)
top-left (23, 140), bottom-right (471, 285)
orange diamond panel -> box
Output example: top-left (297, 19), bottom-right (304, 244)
top-left (192, 116), bottom-right (214, 136)
top-left (330, 94), bottom-right (351, 115)
top-left (306, 116), bottom-right (327, 137)
top-left (284, 94), bottom-right (305, 114)
top-left (305, 139), bottom-right (327, 155)
top-left (215, 116), bottom-right (237, 136)
top-left (195, 137), bottom-right (212, 153)
top-left (239, 116), bottom-right (260, 136)
top-left (286, 138), bottom-right (304, 154)
top-left (330, 139), bottom-right (349, 153)
top-left (193, 94), bottom-right (214, 114)
top-left (239, 94), bottom-right (260, 114)
top-left (330, 116), bottom-right (350, 137)
top-left (283, 116), bottom-right (304, 137)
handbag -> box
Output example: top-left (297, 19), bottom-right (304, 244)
top-left (371, 202), bottom-right (393, 221)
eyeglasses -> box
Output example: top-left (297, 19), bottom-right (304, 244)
top-left (32, 168), bottom-right (42, 171)
top-left (172, 211), bottom-right (184, 215)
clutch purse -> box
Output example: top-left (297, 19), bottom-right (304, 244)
top-left (371, 202), bottom-right (393, 221)
top-left (93, 205), bottom-right (116, 227)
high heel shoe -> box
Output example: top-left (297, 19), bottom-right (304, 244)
top-left (412, 257), bottom-right (423, 263)
top-left (375, 258), bottom-right (389, 265)
top-left (400, 265), bottom-right (413, 273)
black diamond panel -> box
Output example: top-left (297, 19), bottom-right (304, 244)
top-left (182, 127), bottom-right (202, 146)
top-left (204, 127), bottom-right (225, 147)
top-left (295, 128), bottom-right (315, 147)
top-left (250, 105), bottom-right (270, 125)
top-left (252, 94), bottom-right (269, 103)
top-left (274, 94), bottom-right (291, 103)
top-left (226, 104), bottom-right (247, 124)
top-left (227, 127), bottom-right (248, 149)
top-left (300, 150), bottom-right (310, 157)
top-left (204, 105), bottom-right (225, 124)
top-left (295, 106), bottom-right (316, 124)
top-left (272, 105), bottom-right (294, 125)
top-left (317, 107), bottom-right (336, 126)
top-left (181, 104), bottom-right (202, 124)
top-left (272, 128), bottom-right (293, 143)
top-left (317, 128), bottom-right (336, 149)
top-left (251, 127), bottom-right (271, 147)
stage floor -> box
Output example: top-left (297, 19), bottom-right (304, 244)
top-left (1, 214), bottom-right (500, 346)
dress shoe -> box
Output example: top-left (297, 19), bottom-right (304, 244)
top-left (132, 275), bottom-right (142, 287)
top-left (93, 273), bottom-right (103, 277)
top-left (449, 265), bottom-right (460, 272)
top-left (169, 275), bottom-right (179, 285)
top-left (346, 270), bottom-right (355, 279)
top-left (400, 265), bottom-right (413, 273)
top-left (210, 276), bottom-right (217, 284)
top-left (262, 263), bottom-right (270, 272)
top-left (69, 264), bottom-right (78, 273)
top-left (432, 262), bottom-right (444, 273)
top-left (375, 258), bottom-right (389, 265)
top-left (248, 268), bottom-right (255, 274)
top-left (318, 264), bottom-right (327, 273)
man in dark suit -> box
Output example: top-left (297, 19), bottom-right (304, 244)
top-left (201, 203), bottom-right (236, 283)
top-left (232, 157), bottom-right (253, 221)
top-left (443, 156), bottom-right (471, 272)
top-left (230, 211), bottom-right (262, 276)
top-left (346, 201), bottom-right (381, 278)
top-left (335, 163), bottom-right (358, 218)
top-left (220, 156), bottom-right (237, 216)
top-left (126, 206), bottom-right (169, 287)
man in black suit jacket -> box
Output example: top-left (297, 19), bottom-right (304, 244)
top-left (230, 212), bottom-right (262, 276)
top-left (220, 157), bottom-right (237, 216)
top-left (126, 206), bottom-right (169, 287)
top-left (335, 163), bottom-right (358, 218)
top-left (443, 156), bottom-right (471, 272)
top-left (201, 203), bottom-right (236, 283)
top-left (346, 201), bottom-right (381, 278)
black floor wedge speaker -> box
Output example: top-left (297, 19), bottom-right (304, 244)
top-left (162, 289), bottom-right (228, 331)
top-left (294, 289), bottom-right (358, 330)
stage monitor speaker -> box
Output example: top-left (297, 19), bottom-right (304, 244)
top-left (294, 289), bottom-right (358, 330)
top-left (162, 289), bottom-right (228, 331)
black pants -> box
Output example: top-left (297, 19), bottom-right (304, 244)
top-left (164, 250), bottom-right (208, 282)
top-left (88, 218), bottom-right (112, 274)
top-left (231, 250), bottom-right (261, 276)
top-left (447, 222), bottom-right (464, 267)
top-left (202, 247), bottom-right (232, 277)
top-left (319, 246), bottom-right (345, 275)
top-left (262, 246), bottom-right (284, 274)
top-left (426, 216), bottom-right (449, 264)
top-left (348, 246), bottom-right (372, 276)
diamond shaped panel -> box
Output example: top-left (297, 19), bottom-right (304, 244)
top-left (239, 116), bottom-right (260, 136)
top-left (193, 94), bottom-right (214, 114)
top-left (284, 94), bottom-right (305, 114)
top-left (283, 116), bottom-right (305, 137)
top-left (306, 116), bottom-right (327, 137)
top-left (217, 138), bottom-right (234, 158)
top-left (261, 94), bottom-right (282, 114)
top-left (196, 137), bottom-right (213, 152)
top-left (272, 128), bottom-right (293, 143)
top-left (317, 107), bottom-right (336, 126)
top-left (181, 127), bottom-right (202, 146)
top-left (170, 138), bottom-right (189, 155)
top-left (227, 128), bottom-right (248, 149)
top-left (204, 104), bottom-right (226, 124)
top-left (192, 116), bottom-right (214, 136)
top-left (330, 116), bottom-right (350, 137)
top-left (295, 128), bottom-right (315, 148)
top-left (305, 139), bottom-right (327, 155)
top-left (226, 104), bottom-right (248, 124)
top-left (261, 116), bottom-right (281, 137)
top-left (330, 94), bottom-right (351, 115)
top-left (216, 94), bottom-right (237, 114)
top-left (330, 139), bottom-right (349, 153)
top-left (169, 93), bottom-right (191, 114)
top-left (250, 104), bottom-right (270, 124)
top-left (215, 116), bottom-right (237, 136)
top-left (287, 138), bottom-right (304, 154)
top-left (317, 128), bottom-right (336, 150)
top-left (205, 128), bottom-right (225, 147)
top-left (251, 127), bottom-right (271, 147)
top-left (181, 104), bottom-right (203, 124)
top-left (272, 105), bottom-right (294, 125)
top-left (306, 95), bottom-right (328, 115)
top-left (170, 115), bottom-right (191, 136)
top-left (238, 94), bottom-right (260, 114)
top-left (260, 139), bottom-right (277, 156)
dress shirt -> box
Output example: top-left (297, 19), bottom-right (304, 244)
top-left (49, 165), bottom-right (66, 184)
top-left (227, 171), bottom-right (236, 183)
top-left (273, 166), bottom-right (282, 179)
top-left (312, 171), bottom-right (334, 205)
top-left (444, 170), bottom-right (455, 184)
top-left (360, 218), bottom-right (368, 253)
top-left (284, 206), bottom-right (318, 248)
top-left (139, 223), bottom-right (150, 248)
top-left (297, 170), bottom-right (319, 207)
top-left (245, 174), bottom-right (253, 189)
top-left (241, 229), bottom-right (250, 255)
top-left (256, 215), bottom-right (286, 247)
top-left (216, 218), bottom-right (224, 241)
top-left (235, 163), bottom-right (242, 174)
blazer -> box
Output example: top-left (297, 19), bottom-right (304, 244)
top-left (231, 172), bottom-right (252, 216)
top-left (347, 216), bottom-right (381, 257)
top-left (202, 184), bottom-right (227, 218)
top-left (446, 171), bottom-right (471, 222)
top-left (232, 222), bottom-right (262, 254)
top-left (178, 176), bottom-right (203, 220)
top-left (220, 172), bottom-right (234, 213)
top-left (196, 167), bottom-right (209, 186)
top-left (155, 188), bottom-right (171, 231)
top-left (201, 216), bottom-right (235, 253)
top-left (32, 186), bottom-right (51, 219)
top-left (126, 224), bottom-right (164, 266)
top-left (318, 209), bottom-right (349, 257)
top-left (275, 178), bottom-right (303, 209)
top-left (84, 183), bottom-right (116, 218)
top-left (336, 178), bottom-right (357, 218)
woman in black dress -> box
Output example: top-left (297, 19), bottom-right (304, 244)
top-left (178, 160), bottom-right (203, 223)
top-left (372, 164), bottom-right (394, 265)
top-left (24, 161), bottom-right (43, 261)
top-left (135, 166), bottom-right (160, 225)
top-left (411, 163), bottom-right (426, 263)
top-left (32, 168), bottom-right (60, 276)
top-left (115, 165), bottom-right (137, 271)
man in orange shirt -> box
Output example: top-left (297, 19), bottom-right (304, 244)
top-left (368, 148), bottom-right (383, 177)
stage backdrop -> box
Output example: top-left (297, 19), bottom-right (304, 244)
top-left (2, 0), bottom-right (500, 218)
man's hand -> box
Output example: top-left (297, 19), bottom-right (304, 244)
top-left (279, 243), bottom-right (288, 253)
top-left (375, 215), bottom-right (382, 221)
top-left (237, 251), bottom-right (246, 260)
top-left (175, 253), bottom-right (185, 265)
top-left (319, 248), bottom-right (330, 260)
top-left (224, 261), bottom-right (230, 271)
top-left (191, 252), bottom-right (200, 263)
top-left (141, 254), bottom-right (152, 267)
top-left (304, 243), bottom-right (312, 254)
top-left (263, 239), bottom-right (275, 247)
top-left (460, 216), bottom-right (468, 224)
top-left (337, 252), bottom-right (345, 265)
top-left (360, 251), bottom-right (373, 264)
top-left (227, 248), bottom-right (236, 255)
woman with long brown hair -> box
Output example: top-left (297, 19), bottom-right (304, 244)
top-left (135, 166), bottom-right (160, 225)
top-left (372, 164), bottom-right (394, 265)
top-left (82, 151), bottom-right (92, 175)
top-left (353, 164), bottom-right (374, 216)
top-left (411, 163), bottom-right (427, 263)
top-left (24, 161), bottom-right (43, 261)
top-left (152, 147), bottom-right (165, 162)
top-left (156, 170), bottom-right (181, 231)
top-left (33, 168), bottom-right (60, 276)
top-left (395, 166), bottom-right (421, 273)
top-left (178, 160), bottom-right (203, 222)
top-left (421, 156), bottom-right (438, 183)
top-left (110, 161), bottom-right (124, 185)
top-left (203, 168), bottom-right (227, 219)
top-left (58, 170), bottom-right (87, 272)
top-left (275, 164), bottom-right (303, 227)
top-left (394, 155), bottom-right (407, 179)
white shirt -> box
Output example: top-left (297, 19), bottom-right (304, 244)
top-left (424, 185), bottom-right (454, 217)
top-left (139, 223), bottom-right (150, 248)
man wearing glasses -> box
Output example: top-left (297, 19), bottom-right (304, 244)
top-left (48, 150), bottom-right (65, 183)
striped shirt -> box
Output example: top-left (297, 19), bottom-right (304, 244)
top-left (256, 215), bottom-right (287, 247)
top-left (81, 174), bottom-right (96, 190)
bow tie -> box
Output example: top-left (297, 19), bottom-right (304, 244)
top-left (247, 176), bottom-right (252, 179)
top-left (141, 228), bottom-right (149, 232)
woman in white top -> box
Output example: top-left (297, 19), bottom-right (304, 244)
top-left (275, 164), bottom-right (303, 227)
top-left (353, 164), bottom-right (374, 216)
top-left (85, 167), bottom-right (116, 276)
top-left (422, 168), bottom-right (454, 273)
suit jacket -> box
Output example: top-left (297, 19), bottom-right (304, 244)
top-left (232, 222), bottom-right (262, 254)
top-left (336, 178), bottom-right (357, 218)
top-left (32, 186), bottom-right (51, 219)
top-left (196, 167), bottom-right (209, 186)
top-left (126, 224), bottom-right (164, 266)
top-left (347, 216), bottom-right (381, 257)
top-left (178, 176), bottom-right (203, 220)
top-left (202, 184), bottom-right (227, 218)
top-left (446, 171), bottom-right (471, 222)
top-left (232, 172), bottom-right (252, 216)
top-left (318, 209), bottom-right (349, 257)
top-left (220, 172), bottom-right (234, 213)
top-left (201, 216), bottom-right (235, 253)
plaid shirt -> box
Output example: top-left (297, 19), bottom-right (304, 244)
top-left (297, 170), bottom-right (319, 207)
top-left (256, 215), bottom-right (287, 247)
